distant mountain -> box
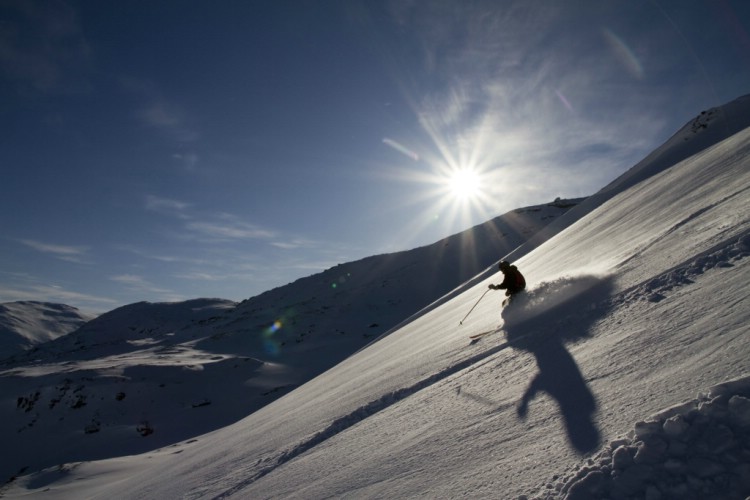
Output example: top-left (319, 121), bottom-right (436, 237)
top-left (0, 198), bottom-right (580, 482)
top-left (40, 298), bottom-right (238, 357)
top-left (0, 302), bottom-right (94, 360)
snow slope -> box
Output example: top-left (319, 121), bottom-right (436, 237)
top-left (506, 94), bottom-right (750, 263)
top-left (0, 302), bottom-right (94, 359)
top-left (0, 200), bottom-right (579, 486)
top-left (4, 97), bottom-right (750, 499)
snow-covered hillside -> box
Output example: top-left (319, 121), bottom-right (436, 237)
top-left (3, 95), bottom-right (750, 499)
top-left (0, 199), bottom-right (579, 486)
top-left (0, 302), bottom-right (93, 359)
top-left (509, 94), bottom-right (750, 262)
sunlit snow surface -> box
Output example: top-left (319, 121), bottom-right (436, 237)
top-left (2, 96), bottom-right (750, 499)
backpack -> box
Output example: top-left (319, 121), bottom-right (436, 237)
top-left (509, 266), bottom-right (526, 292)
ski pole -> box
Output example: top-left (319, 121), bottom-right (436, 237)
top-left (459, 288), bottom-right (490, 325)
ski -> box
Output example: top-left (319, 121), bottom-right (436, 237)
top-left (469, 327), bottom-right (503, 342)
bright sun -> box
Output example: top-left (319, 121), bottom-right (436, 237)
top-left (448, 168), bottom-right (481, 200)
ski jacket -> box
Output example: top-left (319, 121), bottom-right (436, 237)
top-left (498, 265), bottom-right (526, 295)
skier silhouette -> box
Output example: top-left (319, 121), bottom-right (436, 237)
top-left (488, 261), bottom-right (526, 304)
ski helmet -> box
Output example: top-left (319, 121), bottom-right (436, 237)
top-left (499, 261), bottom-right (511, 271)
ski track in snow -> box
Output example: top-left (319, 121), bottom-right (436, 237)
top-left (620, 229), bottom-right (750, 304)
top-left (212, 336), bottom-right (527, 498)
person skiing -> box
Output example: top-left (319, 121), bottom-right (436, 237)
top-left (488, 261), bottom-right (526, 300)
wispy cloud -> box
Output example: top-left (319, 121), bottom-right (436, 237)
top-left (138, 195), bottom-right (342, 291)
top-left (120, 76), bottom-right (199, 143)
top-left (186, 219), bottom-right (276, 241)
top-left (172, 152), bottom-right (199, 171)
top-left (111, 274), bottom-right (157, 287)
top-left (0, 283), bottom-right (117, 309)
top-left (142, 197), bottom-right (278, 242)
top-left (145, 195), bottom-right (192, 218)
top-left (117, 244), bottom-right (209, 266)
top-left (173, 272), bottom-right (224, 282)
top-left (110, 274), bottom-right (181, 300)
top-left (138, 100), bottom-right (183, 128)
top-left (270, 238), bottom-right (320, 250)
top-left (18, 239), bottom-right (90, 263)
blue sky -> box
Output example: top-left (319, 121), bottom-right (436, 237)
top-left (1, 0), bottom-right (748, 312)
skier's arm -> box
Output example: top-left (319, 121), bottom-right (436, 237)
top-left (496, 274), bottom-right (511, 290)
top-left (488, 280), bottom-right (508, 290)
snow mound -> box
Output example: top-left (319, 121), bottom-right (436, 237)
top-left (528, 375), bottom-right (750, 500)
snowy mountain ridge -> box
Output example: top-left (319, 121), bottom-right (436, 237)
top-left (2, 95), bottom-right (750, 499)
top-left (0, 302), bottom-right (93, 358)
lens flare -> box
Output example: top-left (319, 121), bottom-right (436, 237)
top-left (555, 89), bottom-right (574, 112)
top-left (262, 320), bottom-right (284, 355)
top-left (602, 28), bottom-right (644, 80)
top-left (383, 137), bottom-right (420, 161)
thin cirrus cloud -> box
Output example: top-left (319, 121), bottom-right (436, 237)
top-left (120, 76), bottom-right (199, 143)
top-left (270, 237), bottom-right (321, 250)
top-left (144, 195), bottom-right (277, 242)
top-left (139, 194), bottom-right (344, 288)
top-left (0, 283), bottom-right (117, 307)
top-left (186, 220), bottom-right (276, 241)
top-left (138, 99), bottom-right (183, 128)
top-left (171, 152), bottom-right (199, 171)
top-left (117, 244), bottom-right (209, 266)
top-left (18, 239), bottom-right (90, 263)
top-left (110, 274), bottom-right (180, 299)
top-left (145, 195), bottom-right (192, 218)
top-left (172, 272), bottom-right (225, 282)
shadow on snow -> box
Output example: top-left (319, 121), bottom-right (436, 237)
top-left (502, 274), bottom-right (615, 454)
